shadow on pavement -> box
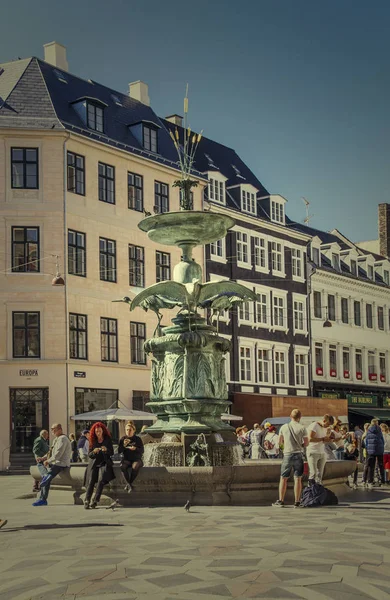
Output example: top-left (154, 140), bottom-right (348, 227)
top-left (0, 523), bottom-right (124, 533)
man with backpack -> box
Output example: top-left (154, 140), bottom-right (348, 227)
top-left (272, 409), bottom-right (309, 508)
top-left (365, 419), bottom-right (385, 489)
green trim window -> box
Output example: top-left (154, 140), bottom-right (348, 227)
top-left (11, 148), bottom-right (38, 189)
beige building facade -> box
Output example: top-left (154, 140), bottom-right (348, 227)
top-left (0, 48), bottom-right (204, 469)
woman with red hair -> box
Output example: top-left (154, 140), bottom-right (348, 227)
top-left (84, 422), bottom-right (115, 509)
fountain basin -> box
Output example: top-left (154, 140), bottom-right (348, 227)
top-left (139, 211), bottom-right (235, 247)
top-left (31, 461), bottom-right (355, 506)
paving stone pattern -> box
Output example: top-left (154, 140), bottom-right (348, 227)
top-left (1, 476), bottom-right (390, 599)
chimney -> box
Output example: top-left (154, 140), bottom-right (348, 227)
top-left (379, 203), bottom-right (390, 258)
top-left (128, 80), bottom-right (150, 106)
top-left (165, 114), bottom-right (183, 127)
top-left (43, 41), bottom-right (69, 72)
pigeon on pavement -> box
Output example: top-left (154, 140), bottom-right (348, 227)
top-left (106, 500), bottom-right (120, 511)
top-left (184, 501), bottom-right (191, 512)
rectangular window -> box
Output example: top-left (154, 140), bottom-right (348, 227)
top-left (384, 270), bottom-right (389, 285)
top-left (67, 152), bottom-right (85, 195)
top-left (242, 190), bottom-right (256, 213)
top-left (292, 248), bottom-right (302, 278)
top-left (12, 226), bottom-right (39, 272)
top-left (354, 301), bottom-right (361, 326)
top-left (350, 260), bottom-right (357, 276)
top-left (239, 301), bottom-right (251, 323)
top-left (380, 353), bottom-right (386, 382)
top-left (100, 317), bottom-right (118, 362)
top-left (329, 345), bottom-right (337, 376)
top-left (271, 201), bottom-right (284, 223)
top-left (210, 239), bottom-right (225, 259)
top-left (256, 293), bottom-right (268, 325)
top-left (99, 237), bottom-right (116, 282)
top-left (368, 351), bottom-right (376, 378)
top-left (313, 291), bottom-right (322, 318)
top-left (236, 232), bottom-right (249, 264)
top-left (69, 313), bottom-right (88, 360)
top-left (328, 294), bottom-right (336, 321)
top-left (130, 322), bottom-right (146, 365)
top-left (12, 311), bottom-right (40, 358)
top-left (294, 300), bottom-right (304, 331)
top-left (368, 265), bottom-right (374, 280)
top-left (378, 306), bottom-right (384, 330)
top-left (156, 251), bottom-right (170, 282)
top-left (11, 148), bottom-right (38, 189)
top-left (98, 162), bottom-right (115, 204)
top-left (275, 351), bottom-right (286, 384)
top-left (343, 347), bottom-right (350, 378)
top-left (129, 245), bottom-right (145, 287)
top-left (240, 346), bottom-right (252, 381)
top-left (273, 296), bottom-right (284, 327)
top-left (68, 230), bottom-right (86, 277)
top-left (253, 236), bottom-right (267, 269)
top-left (271, 241), bottom-right (283, 273)
top-left (154, 181), bottom-right (169, 213)
top-left (143, 126), bottom-right (158, 153)
top-left (356, 349), bottom-right (363, 377)
top-left (366, 304), bottom-right (373, 328)
top-left (295, 354), bottom-right (306, 386)
top-left (332, 253), bottom-right (340, 271)
top-left (87, 102), bottom-right (104, 132)
top-left (315, 343), bottom-right (323, 372)
top-left (128, 172), bottom-right (143, 211)
top-left (257, 349), bottom-right (270, 383)
top-left (312, 247), bottom-right (320, 266)
top-left (341, 298), bottom-right (349, 324)
top-left (209, 178), bottom-right (224, 203)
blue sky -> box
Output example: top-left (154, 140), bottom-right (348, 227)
top-left (1, 0), bottom-right (389, 242)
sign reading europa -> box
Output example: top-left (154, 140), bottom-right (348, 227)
top-left (347, 394), bottom-right (378, 406)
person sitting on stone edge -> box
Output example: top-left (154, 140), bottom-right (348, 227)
top-left (118, 420), bottom-right (144, 492)
top-left (32, 423), bottom-right (71, 507)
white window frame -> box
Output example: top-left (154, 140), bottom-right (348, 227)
top-left (291, 247), bottom-right (304, 280)
top-left (294, 353), bottom-right (307, 387)
top-left (314, 342), bottom-right (324, 376)
top-left (271, 240), bottom-right (285, 277)
top-left (209, 237), bottom-right (226, 264)
top-left (274, 349), bottom-right (287, 385)
top-left (272, 293), bottom-right (287, 331)
top-left (236, 229), bottom-right (251, 269)
top-left (257, 347), bottom-right (271, 384)
top-left (255, 289), bottom-right (269, 328)
top-left (207, 171), bottom-right (227, 205)
top-left (239, 344), bottom-right (253, 383)
top-left (293, 294), bottom-right (307, 334)
top-left (253, 235), bottom-right (268, 273)
top-left (271, 200), bottom-right (285, 224)
top-left (241, 189), bottom-right (256, 215)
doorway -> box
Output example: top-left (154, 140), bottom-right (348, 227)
top-left (10, 388), bottom-right (49, 453)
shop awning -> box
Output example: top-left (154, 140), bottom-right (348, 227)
top-left (349, 408), bottom-right (390, 421)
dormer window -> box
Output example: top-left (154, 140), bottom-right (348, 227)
top-left (242, 190), bottom-right (256, 214)
top-left (87, 101), bottom-right (104, 132)
top-left (271, 199), bottom-right (285, 224)
top-left (384, 270), bottom-right (389, 285)
top-left (143, 124), bottom-right (158, 153)
top-left (368, 264), bottom-right (374, 280)
top-left (312, 247), bottom-right (320, 266)
top-left (351, 260), bottom-right (357, 276)
top-left (209, 178), bottom-right (225, 203)
top-left (332, 253), bottom-right (340, 271)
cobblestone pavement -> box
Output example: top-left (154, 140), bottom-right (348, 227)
top-left (1, 476), bottom-right (390, 600)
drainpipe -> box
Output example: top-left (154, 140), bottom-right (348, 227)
top-left (63, 132), bottom-right (71, 433)
top-left (306, 243), bottom-right (315, 397)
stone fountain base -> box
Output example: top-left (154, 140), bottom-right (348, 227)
top-left (30, 461), bottom-right (355, 507)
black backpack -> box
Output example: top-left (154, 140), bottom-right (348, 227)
top-left (300, 482), bottom-right (338, 507)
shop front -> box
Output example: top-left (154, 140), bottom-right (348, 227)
top-left (10, 388), bottom-right (49, 453)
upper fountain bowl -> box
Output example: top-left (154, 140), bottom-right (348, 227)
top-left (139, 211), bottom-right (235, 247)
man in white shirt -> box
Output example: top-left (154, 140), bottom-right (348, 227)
top-left (272, 409), bottom-right (309, 508)
top-left (307, 415), bottom-right (334, 485)
top-left (32, 423), bottom-right (71, 507)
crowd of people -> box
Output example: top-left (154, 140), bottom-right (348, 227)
top-left (31, 420), bottom-right (144, 508)
top-left (236, 413), bottom-right (390, 507)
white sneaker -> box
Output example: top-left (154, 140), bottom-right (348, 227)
top-left (353, 483), bottom-right (358, 490)
top-left (368, 483), bottom-right (374, 490)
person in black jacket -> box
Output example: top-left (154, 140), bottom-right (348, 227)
top-left (365, 419), bottom-right (385, 489)
top-left (84, 422), bottom-right (115, 509)
top-left (118, 421), bottom-right (144, 492)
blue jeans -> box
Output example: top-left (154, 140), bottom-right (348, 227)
top-left (39, 465), bottom-right (65, 501)
top-left (333, 448), bottom-right (345, 461)
top-left (37, 462), bottom-right (48, 478)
